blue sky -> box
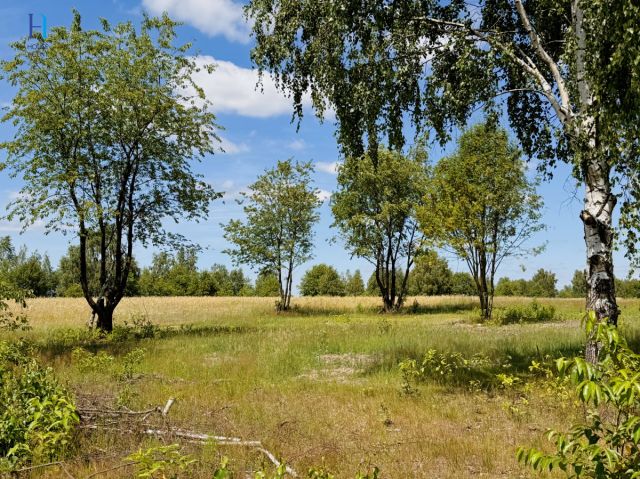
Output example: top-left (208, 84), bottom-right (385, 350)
top-left (0, 0), bottom-right (631, 289)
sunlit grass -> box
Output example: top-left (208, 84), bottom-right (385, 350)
top-left (13, 295), bottom-right (640, 478)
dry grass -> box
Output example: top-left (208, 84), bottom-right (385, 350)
top-left (11, 295), bottom-right (640, 478)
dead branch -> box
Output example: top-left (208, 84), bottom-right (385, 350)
top-left (79, 398), bottom-right (298, 477)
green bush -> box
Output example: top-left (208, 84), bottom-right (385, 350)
top-left (0, 341), bottom-right (79, 471)
top-left (492, 301), bottom-right (556, 325)
top-left (518, 314), bottom-right (640, 477)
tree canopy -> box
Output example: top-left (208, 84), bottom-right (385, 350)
top-left (332, 147), bottom-right (428, 311)
top-left (223, 159), bottom-right (320, 310)
top-left (1, 12), bottom-right (220, 331)
top-left (420, 123), bottom-right (543, 319)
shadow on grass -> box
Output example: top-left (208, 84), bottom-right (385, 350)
top-left (38, 323), bottom-right (259, 357)
top-left (285, 300), bottom-right (477, 317)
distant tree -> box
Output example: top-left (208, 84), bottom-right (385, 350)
top-left (58, 243), bottom-right (140, 298)
top-left (495, 277), bottom-right (529, 297)
top-left (300, 264), bottom-right (345, 296)
top-left (224, 159), bottom-right (320, 310)
top-left (1, 14), bottom-right (220, 331)
top-left (616, 278), bottom-right (640, 299)
top-left (528, 269), bottom-right (558, 298)
top-left (10, 250), bottom-right (56, 297)
top-left (420, 124), bottom-right (543, 320)
top-left (570, 270), bottom-right (588, 298)
top-left (407, 251), bottom-right (453, 296)
top-left (0, 237), bottom-right (57, 297)
top-left (138, 249), bottom-right (201, 296)
top-left (254, 271), bottom-right (280, 297)
top-left (450, 272), bottom-right (477, 296)
top-left (343, 270), bottom-right (365, 297)
top-left (332, 147), bottom-right (428, 311)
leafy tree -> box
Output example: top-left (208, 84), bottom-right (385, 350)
top-left (138, 249), bottom-right (199, 296)
top-left (495, 277), bottom-right (529, 297)
top-left (331, 148), bottom-right (428, 311)
top-left (450, 272), bottom-right (476, 296)
top-left (407, 251), bottom-right (453, 296)
top-left (300, 264), bottom-right (345, 296)
top-left (421, 124), bottom-right (543, 319)
top-left (247, 0), bottom-right (640, 359)
top-left (1, 13), bottom-right (220, 331)
top-left (58, 243), bottom-right (140, 298)
top-left (559, 269), bottom-right (588, 298)
top-left (528, 269), bottom-right (558, 298)
top-left (343, 270), bottom-right (365, 297)
top-left (616, 278), bottom-right (640, 299)
top-left (254, 271), bottom-right (280, 297)
top-left (223, 159), bottom-right (320, 310)
top-left (0, 238), bottom-right (56, 297)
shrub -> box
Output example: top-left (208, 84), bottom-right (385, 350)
top-left (492, 301), bottom-right (556, 325)
top-left (399, 349), bottom-right (494, 393)
top-left (0, 341), bottom-right (79, 471)
top-left (518, 314), bottom-right (640, 477)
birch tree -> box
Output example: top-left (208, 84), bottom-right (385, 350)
top-left (247, 0), bottom-right (640, 360)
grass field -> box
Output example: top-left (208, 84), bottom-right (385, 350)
top-left (8, 295), bottom-right (640, 478)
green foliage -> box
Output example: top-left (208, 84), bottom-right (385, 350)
top-left (518, 316), bottom-right (640, 477)
top-left (495, 277), bottom-right (530, 297)
top-left (137, 249), bottom-right (252, 297)
top-left (343, 270), bottom-right (365, 296)
top-left (491, 301), bottom-right (557, 325)
top-left (224, 159), bottom-right (321, 310)
top-left (407, 251), bottom-right (453, 296)
top-left (1, 13), bottom-right (221, 330)
top-left (300, 264), bottom-right (345, 296)
top-left (399, 349), bottom-right (494, 393)
top-left (332, 147), bottom-right (428, 311)
top-left (57, 242), bottom-right (141, 298)
top-left (127, 444), bottom-right (195, 478)
top-left (0, 236), bottom-right (56, 297)
top-left (616, 278), bottom-right (640, 299)
top-left (0, 341), bottom-right (79, 471)
top-left (420, 123), bottom-right (544, 319)
top-left (450, 272), bottom-right (476, 296)
top-left (495, 270), bottom-right (558, 298)
top-left (71, 347), bottom-right (145, 381)
top-left (254, 272), bottom-right (281, 297)
top-left (0, 281), bottom-right (29, 331)
top-left (527, 269), bottom-right (558, 298)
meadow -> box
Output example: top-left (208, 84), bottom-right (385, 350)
top-left (8, 295), bottom-right (640, 478)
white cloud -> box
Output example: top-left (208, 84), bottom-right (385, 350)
top-left (316, 189), bottom-right (332, 202)
top-left (141, 0), bottom-right (250, 43)
top-left (287, 139), bottom-right (306, 151)
top-left (316, 161), bottom-right (339, 175)
top-left (190, 56), bottom-right (312, 118)
top-left (219, 136), bottom-right (250, 154)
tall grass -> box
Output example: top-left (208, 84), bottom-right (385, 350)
top-left (9, 296), bottom-right (640, 478)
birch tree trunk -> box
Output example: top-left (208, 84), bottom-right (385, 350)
top-left (581, 150), bottom-right (618, 362)
top-left (572, 0), bottom-right (619, 362)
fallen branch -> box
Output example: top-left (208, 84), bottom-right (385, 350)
top-left (79, 398), bottom-right (298, 477)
